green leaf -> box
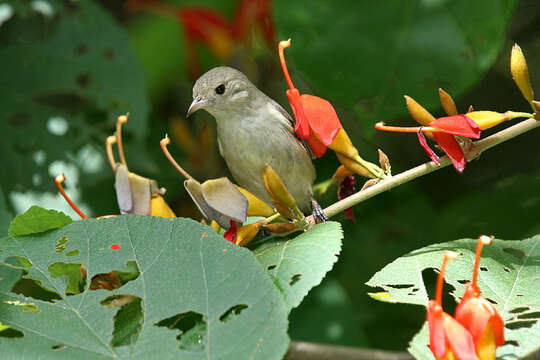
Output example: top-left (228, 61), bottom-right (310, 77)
top-left (0, 1), bottom-right (149, 194)
top-left (366, 236), bottom-right (540, 358)
top-left (8, 206), bottom-right (72, 237)
top-left (274, 0), bottom-right (517, 137)
top-left (0, 186), bottom-right (12, 236)
top-left (0, 215), bottom-right (289, 359)
top-left (253, 221), bottom-right (343, 310)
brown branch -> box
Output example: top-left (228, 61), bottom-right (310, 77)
top-left (284, 341), bottom-right (413, 360)
top-left (306, 117), bottom-right (540, 222)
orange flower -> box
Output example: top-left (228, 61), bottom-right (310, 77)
top-left (427, 251), bottom-right (477, 360)
top-left (455, 236), bottom-right (504, 359)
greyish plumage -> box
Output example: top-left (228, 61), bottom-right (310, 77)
top-left (188, 66), bottom-right (316, 212)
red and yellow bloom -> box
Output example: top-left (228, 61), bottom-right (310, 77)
top-left (427, 251), bottom-right (477, 360)
top-left (278, 39), bottom-right (386, 180)
top-left (455, 236), bottom-right (504, 359)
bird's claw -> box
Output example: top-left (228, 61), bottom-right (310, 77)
top-left (311, 199), bottom-right (328, 223)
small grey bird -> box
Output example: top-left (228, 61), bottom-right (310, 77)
top-left (187, 66), bottom-right (322, 217)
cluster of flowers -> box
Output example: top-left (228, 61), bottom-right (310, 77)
top-left (376, 44), bottom-right (538, 173)
top-left (427, 236), bottom-right (504, 360)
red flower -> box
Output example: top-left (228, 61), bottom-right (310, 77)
top-left (223, 220), bottom-right (238, 243)
top-left (278, 39), bottom-right (343, 158)
top-left (455, 236), bottom-right (504, 358)
top-left (376, 94), bottom-right (481, 173)
top-left (427, 251), bottom-right (477, 360)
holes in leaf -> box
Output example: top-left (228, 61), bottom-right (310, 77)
top-left (76, 73), bottom-right (91, 88)
top-left (155, 311), bottom-right (207, 352)
top-left (51, 344), bottom-right (67, 351)
top-left (509, 306), bottom-right (530, 314)
top-left (517, 311), bottom-right (540, 320)
top-left (11, 278), bottom-right (61, 302)
top-left (219, 304), bottom-right (248, 323)
top-left (267, 264), bottom-right (276, 271)
top-left (4, 300), bottom-right (40, 313)
top-left (32, 91), bottom-right (89, 112)
top-left (104, 48), bottom-right (115, 60)
top-left (74, 43), bottom-right (87, 55)
top-left (90, 261), bottom-right (140, 291)
top-left (48, 262), bottom-right (87, 295)
top-left (55, 236), bottom-right (68, 253)
top-left (480, 266), bottom-right (488, 272)
top-left (7, 112), bottom-right (32, 128)
top-left (421, 268), bottom-right (457, 313)
top-left (503, 247), bottom-right (526, 260)
top-left (0, 326), bottom-right (23, 338)
top-left (503, 266), bottom-right (511, 273)
top-left (505, 320), bottom-right (536, 330)
top-left (289, 274), bottom-right (302, 286)
top-left (505, 340), bottom-right (519, 346)
top-left (457, 279), bottom-right (469, 285)
top-left (101, 295), bottom-right (142, 347)
top-left (485, 298), bottom-right (497, 305)
top-left (385, 283), bottom-right (413, 289)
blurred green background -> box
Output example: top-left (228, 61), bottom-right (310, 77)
top-left (1, 0), bottom-right (539, 352)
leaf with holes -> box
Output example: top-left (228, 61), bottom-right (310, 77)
top-left (0, 213), bottom-right (289, 359)
top-left (0, 1), bottom-right (149, 195)
top-left (252, 221), bottom-right (343, 310)
top-left (8, 206), bottom-right (72, 237)
top-left (366, 236), bottom-right (540, 359)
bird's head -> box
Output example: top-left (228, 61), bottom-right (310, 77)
top-left (187, 66), bottom-right (254, 118)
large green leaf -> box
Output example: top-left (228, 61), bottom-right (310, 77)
top-left (366, 237), bottom-right (540, 359)
top-left (8, 206), bottom-right (72, 237)
top-left (252, 221), bottom-right (343, 310)
top-left (0, 1), bottom-right (149, 194)
top-left (0, 215), bottom-right (290, 359)
top-left (274, 0), bottom-right (517, 137)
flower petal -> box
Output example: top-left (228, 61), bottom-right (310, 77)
top-left (223, 220), bottom-right (237, 243)
top-left (286, 89), bottom-right (310, 140)
top-left (307, 132), bottom-right (327, 157)
top-left (442, 313), bottom-right (478, 360)
top-left (433, 132), bottom-right (466, 173)
top-left (427, 302), bottom-right (447, 358)
top-left (455, 296), bottom-right (492, 345)
top-left (430, 115), bottom-right (481, 138)
top-left (300, 94), bottom-right (342, 146)
top-left (417, 129), bottom-right (441, 166)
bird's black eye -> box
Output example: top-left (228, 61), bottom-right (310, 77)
top-left (215, 84), bottom-right (225, 95)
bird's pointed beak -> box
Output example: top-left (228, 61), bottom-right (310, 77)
top-left (187, 96), bottom-right (210, 118)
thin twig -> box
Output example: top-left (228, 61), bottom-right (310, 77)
top-left (285, 341), bottom-right (413, 360)
top-left (306, 117), bottom-right (540, 222)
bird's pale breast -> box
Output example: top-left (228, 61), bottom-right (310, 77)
top-left (215, 102), bottom-right (315, 212)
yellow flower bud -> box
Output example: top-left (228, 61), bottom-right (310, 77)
top-left (476, 323), bottom-right (496, 360)
top-left (235, 186), bottom-right (275, 217)
top-left (235, 222), bottom-right (262, 247)
top-left (150, 195), bottom-right (176, 218)
top-left (327, 128), bottom-right (359, 159)
top-left (466, 111), bottom-right (509, 130)
top-left (210, 220), bottom-right (221, 233)
top-left (511, 44), bottom-right (534, 103)
top-left (261, 164), bottom-right (296, 209)
top-left (405, 95), bottom-right (436, 126)
top-left (262, 222), bottom-right (299, 235)
top-left (336, 153), bottom-right (373, 179)
top-left (438, 88), bottom-right (457, 116)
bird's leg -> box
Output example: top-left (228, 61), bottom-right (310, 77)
top-left (311, 199), bottom-right (328, 223)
